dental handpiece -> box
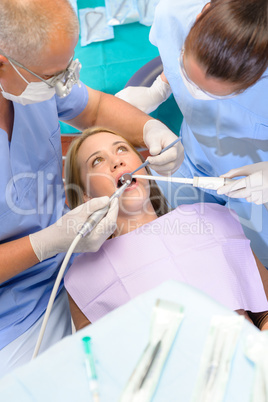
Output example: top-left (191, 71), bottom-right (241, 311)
top-left (78, 181), bottom-right (130, 238)
top-left (131, 174), bottom-right (234, 191)
top-left (33, 180), bottom-right (131, 360)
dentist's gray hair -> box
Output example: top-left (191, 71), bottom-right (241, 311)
top-left (0, 0), bottom-right (79, 65)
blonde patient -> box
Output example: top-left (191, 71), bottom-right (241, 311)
top-left (64, 127), bottom-right (268, 331)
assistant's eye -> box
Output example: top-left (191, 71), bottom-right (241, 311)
top-left (117, 145), bottom-right (128, 153)
top-left (92, 156), bottom-right (103, 167)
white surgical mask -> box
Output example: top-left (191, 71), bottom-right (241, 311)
top-left (178, 52), bottom-right (239, 101)
top-left (0, 60), bottom-right (56, 105)
top-left (179, 64), bottom-right (216, 101)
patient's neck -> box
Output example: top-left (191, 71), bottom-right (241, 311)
top-left (115, 203), bottom-right (158, 237)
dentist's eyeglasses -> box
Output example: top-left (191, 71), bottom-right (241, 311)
top-left (0, 48), bottom-right (81, 97)
top-left (179, 46), bottom-right (242, 100)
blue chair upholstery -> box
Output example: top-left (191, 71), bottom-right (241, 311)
top-left (124, 56), bottom-right (183, 136)
top-left (125, 56), bottom-right (163, 88)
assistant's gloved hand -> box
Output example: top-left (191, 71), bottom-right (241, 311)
top-left (29, 197), bottom-right (119, 262)
top-left (217, 162), bottom-right (268, 204)
top-left (115, 75), bottom-right (172, 114)
top-left (143, 119), bottom-right (184, 175)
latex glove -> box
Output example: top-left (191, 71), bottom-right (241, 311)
top-left (217, 162), bottom-right (268, 204)
top-left (29, 197), bottom-right (118, 262)
top-left (115, 75), bottom-right (172, 114)
top-left (143, 119), bottom-right (184, 175)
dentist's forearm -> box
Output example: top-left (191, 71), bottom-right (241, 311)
top-left (67, 87), bottom-right (153, 147)
top-left (0, 236), bottom-right (39, 283)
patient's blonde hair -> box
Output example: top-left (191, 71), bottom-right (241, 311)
top-left (65, 127), bottom-right (169, 217)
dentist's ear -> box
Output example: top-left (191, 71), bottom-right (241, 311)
top-left (0, 54), bottom-right (9, 66)
top-left (0, 55), bottom-right (10, 75)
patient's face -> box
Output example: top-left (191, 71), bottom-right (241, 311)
top-left (77, 132), bottom-right (150, 214)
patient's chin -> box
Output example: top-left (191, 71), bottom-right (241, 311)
top-left (118, 198), bottom-right (145, 216)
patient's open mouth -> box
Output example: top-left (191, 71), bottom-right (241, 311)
top-left (117, 176), bottom-right (136, 188)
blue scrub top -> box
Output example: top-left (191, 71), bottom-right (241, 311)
top-left (150, 0), bottom-right (268, 180)
top-left (0, 83), bottom-right (88, 349)
top-left (149, 0), bottom-right (268, 268)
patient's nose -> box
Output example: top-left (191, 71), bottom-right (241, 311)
top-left (112, 157), bottom-right (125, 171)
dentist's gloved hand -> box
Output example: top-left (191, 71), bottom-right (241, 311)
top-left (143, 119), bottom-right (184, 175)
top-left (29, 197), bottom-right (119, 262)
top-left (115, 75), bottom-right (172, 114)
top-left (217, 162), bottom-right (268, 204)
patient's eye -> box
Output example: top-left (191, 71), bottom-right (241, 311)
top-left (92, 156), bottom-right (103, 167)
top-left (117, 145), bottom-right (128, 153)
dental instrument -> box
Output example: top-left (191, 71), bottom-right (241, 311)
top-left (192, 315), bottom-right (244, 402)
top-left (110, 0), bottom-right (128, 24)
top-left (201, 328), bottom-right (227, 401)
top-left (137, 0), bottom-right (157, 25)
top-left (106, 0), bottom-right (139, 26)
top-left (82, 336), bottom-right (100, 402)
top-left (85, 11), bottom-right (105, 42)
top-left (80, 7), bottom-right (114, 46)
top-left (131, 174), bottom-right (234, 191)
top-left (245, 332), bottom-right (268, 402)
top-left (120, 299), bottom-right (184, 402)
top-left (138, 339), bottom-right (162, 390)
top-left (120, 136), bottom-right (182, 184)
top-left (32, 180), bottom-right (131, 359)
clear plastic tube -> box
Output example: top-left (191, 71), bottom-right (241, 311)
top-left (192, 315), bottom-right (244, 402)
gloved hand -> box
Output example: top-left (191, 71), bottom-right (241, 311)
top-left (143, 119), bottom-right (184, 175)
top-left (115, 75), bottom-right (172, 114)
top-left (217, 162), bottom-right (268, 204)
top-left (29, 197), bottom-right (119, 262)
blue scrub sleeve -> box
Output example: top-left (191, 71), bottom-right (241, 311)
top-left (56, 81), bottom-right (89, 121)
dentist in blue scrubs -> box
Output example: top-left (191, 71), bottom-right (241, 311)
top-left (0, 0), bottom-right (183, 375)
top-left (116, 0), bottom-right (268, 267)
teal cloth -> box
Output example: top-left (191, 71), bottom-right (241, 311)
top-left (60, 0), bottom-right (182, 135)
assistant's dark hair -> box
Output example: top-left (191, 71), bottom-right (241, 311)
top-left (185, 0), bottom-right (268, 91)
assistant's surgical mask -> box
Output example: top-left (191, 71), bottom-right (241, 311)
top-left (179, 68), bottom-right (217, 100)
top-left (0, 48), bottom-right (81, 103)
top-left (178, 47), bottom-right (240, 101)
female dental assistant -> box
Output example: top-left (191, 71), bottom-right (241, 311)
top-left (0, 0), bottom-right (182, 376)
top-left (117, 0), bottom-right (268, 267)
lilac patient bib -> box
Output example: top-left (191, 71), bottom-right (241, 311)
top-left (64, 203), bottom-right (268, 322)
